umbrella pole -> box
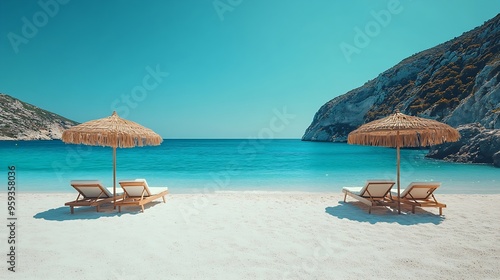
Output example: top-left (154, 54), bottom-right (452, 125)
top-left (397, 131), bottom-right (401, 214)
top-left (113, 146), bottom-right (117, 209)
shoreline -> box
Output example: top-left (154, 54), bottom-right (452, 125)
top-left (3, 181), bottom-right (500, 194)
top-left (2, 192), bottom-right (499, 279)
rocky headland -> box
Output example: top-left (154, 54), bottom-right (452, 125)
top-left (0, 93), bottom-right (78, 140)
top-left (427, 123), bottom-right (500, 167)
top-left (303, 14), bottom-right (500, 166)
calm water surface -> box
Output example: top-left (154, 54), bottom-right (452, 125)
top-left (0, 139), bottom-right (498, 193)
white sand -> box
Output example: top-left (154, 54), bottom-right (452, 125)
top-left (2, 192), bottom-right (500, 279)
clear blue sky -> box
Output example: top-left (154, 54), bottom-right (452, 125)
top-left (0, 1), bottom-right (498, 139)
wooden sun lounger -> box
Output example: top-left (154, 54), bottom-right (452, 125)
top-left (65, 180), bottom-right (124, 214)
top-left (342, 180), bottom-right (396, 214)
top-left (116, 179), bottom-right (168, 213)
top-left (392, 182), bottom-right (446, 215)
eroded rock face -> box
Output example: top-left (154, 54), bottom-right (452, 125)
top-left (0, 94), bottom-right (78, 140)
top-left (446, 61), bottom-right (500, 129)
top-left (303, 14), bottom-right (500, 142)
top-left (302, 14), bottom-right (500, 166)
top-left (426, 124), bottom-right (500, 167)
top-left (302, 85), bottom-right (376, 142)
top-left (493, 152), bottom-right (500, 167)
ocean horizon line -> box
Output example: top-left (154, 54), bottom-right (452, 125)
top-left (1, 139), bottom-right (498, 194)
top-left (0, 138), bottom-right (307, 141)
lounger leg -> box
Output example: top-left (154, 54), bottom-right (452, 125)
top-left (439, 207), bottom-right (443, 215)
top-left (141, 205), bottom-right (145, 213)
top-left (70, 206), bottom-right (74, 214)
top-left (343, 192), bottom-right (347, 202)
top-left (368, 207), bottom-right (372, 214)
top-left (162, 196), bottom-right (166, 203)
top-left (412, 206), bottom-right (415, 214)
top-left (96, 205), bottom-right (100, 212)
top-left (118, 206), bottom-right (121, 213)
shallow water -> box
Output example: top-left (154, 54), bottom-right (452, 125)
top-left (1, 139), bottom-right (498, 193)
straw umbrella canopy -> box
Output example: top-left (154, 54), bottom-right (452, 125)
top-left (61, 111), bottom-right (163, 202)
top-left (347, 110), bottom-right (460, 214)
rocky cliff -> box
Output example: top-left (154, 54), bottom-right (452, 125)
top-left (303, 14), bottom-right (500, 142)
top-left (427, 123), bottom-right (500, 167)
top-left (0, 93), bottom-right (78, 140)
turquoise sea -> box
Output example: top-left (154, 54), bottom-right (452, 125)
top-left (1, 139), bottom-right (499, 194)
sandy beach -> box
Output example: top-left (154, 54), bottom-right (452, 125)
top-left (2, 191), bottom-right (500, 279)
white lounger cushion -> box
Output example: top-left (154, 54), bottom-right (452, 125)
top-left (70, 180), bottom-right (113, 198)
top-left (119, 179), bottom-right (168, 197)
top-left (392, 182), bottom-right (441, 199)
top-left (343, 180), bottom-right (395, 198)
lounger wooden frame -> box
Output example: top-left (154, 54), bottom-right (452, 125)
top-left (397, 182), bottom-right (446, 215)
top-left (343, 181), bottom-right (396, 214)
top-left (65, 181), bottom-right (124, 214)
top-left (116, 179), bottom-right (168, 213)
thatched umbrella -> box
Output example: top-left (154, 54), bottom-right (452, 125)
top-left (347, 110), bottom-right (460, 214)
top-left (62, 111), bottom-right (163, 203)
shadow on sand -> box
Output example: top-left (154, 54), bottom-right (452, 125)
top-left (33, 202), bottom-right (163, 221)
top-left (325, 201), bottom-right (445, 225)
